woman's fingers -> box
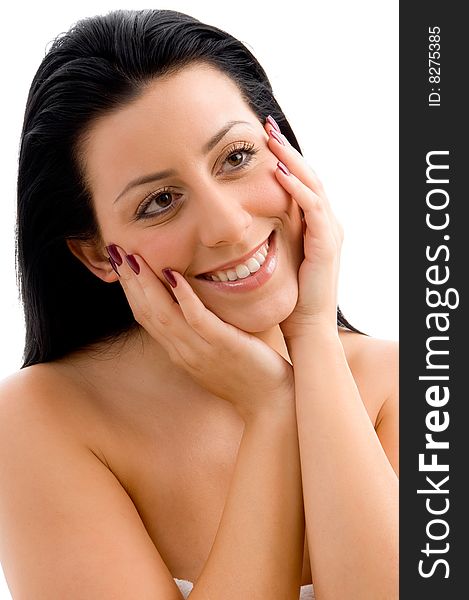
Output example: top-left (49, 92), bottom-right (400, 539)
top-left (113, 248), bottom-right (177, 332)
top-left (265, 119), bottom-right (323, 193)
top-left (275, 167), bottom-right (338, 260)
top-left (162, 269), bottom-right (245, 347)
top-left (264, 118), bottom-right (343, 248)
top-left (107, 245), bottom-right (246, 355)
top-left (110, 246), bottom-right (198, 366)
top-left (263, 117), bottom-right (343, 330)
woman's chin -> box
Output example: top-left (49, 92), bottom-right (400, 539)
top-left (212, 286), bottom-right (299, 334)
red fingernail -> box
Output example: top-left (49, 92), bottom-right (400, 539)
top-left (277, 161), bottom-right (290, 176)
top-left (108, 256), bottom-right (120, 276)
top-left (269, 129), bottom-right (285, 146)
top-left (106, 244), bottom-right (123, 266)
top-left (162, 268), bottom-right (177, 288)
top-left (125, 254), bottom-right (140, 275)
top-left (266, 115), bottom-right (281, 132)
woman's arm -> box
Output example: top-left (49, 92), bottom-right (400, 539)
top-left (289, 328), bottom-right (398, 600)
top-left (191, 403), bottom-right (304, 599)
top-left (264, 117), bottom-right (398, 599)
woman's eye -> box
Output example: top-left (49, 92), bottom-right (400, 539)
top-left (226, 151), bottom-right (244, 167)
top-left (135, 143), bottom-right (257, 221)
top-left (219, 143), bottom-right (258, 174)
top-left (150, 191), bottom-right (172, 208)
top-left (136, 189), bottom-right (181, 220)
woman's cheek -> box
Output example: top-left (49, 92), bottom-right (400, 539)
top-left (243, 172), bottom-right (292, 217)
top-left (137, 231), bottom-right (188, 279)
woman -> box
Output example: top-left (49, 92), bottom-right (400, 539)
top-left (0, 9), bottom-right (398, 599)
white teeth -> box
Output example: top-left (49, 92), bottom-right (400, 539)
top-left (203, 236), bottom-right (271, 282)
top-left (235, 264), bottom-right (251, 279)
top-left (216, 271), bottom-right (229, 282)
top-left (254, 251), bottom-right (266, 265)
top-left (227, 269), bottom-right (238, 281)
top-left (246, 257), bottom-right (261, 273)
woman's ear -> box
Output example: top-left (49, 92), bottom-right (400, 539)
top-left (66, 239), bottom-right (118, 283)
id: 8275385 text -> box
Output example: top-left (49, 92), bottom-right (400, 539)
top-left (428, 26), bottom-right (441, 107)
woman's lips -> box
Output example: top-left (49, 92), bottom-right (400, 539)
top-left (196, 232), bottom-right (273, 278)
top-left (194, 230), bottom-right (278, 293)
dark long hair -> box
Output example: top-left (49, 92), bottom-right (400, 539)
top-left (16, 9), bottom-right (365, 368)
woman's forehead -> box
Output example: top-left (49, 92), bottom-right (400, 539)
top-left (93, 64), bottom-right (251, 135)
top-left (81, 63), bottom-right (260, 201)
top-left (85, 64), bottom-right (256, 154)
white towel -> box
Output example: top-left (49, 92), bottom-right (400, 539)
top-left (174, 578), bottom-right (315, 598)
top-left (300, 583), bottom-right (315, 599)
top-left (174, 578), bottom-right (194, 598)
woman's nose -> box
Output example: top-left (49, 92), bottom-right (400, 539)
top-left (195, 185), bottom-right (253, 247)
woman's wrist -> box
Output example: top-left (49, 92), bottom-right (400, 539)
top-left (240, 387), bottom-right (297, 427)
top-left (242, 403), bottom-right (298, 436)
top-left (283, 319), bottom-right (341, 355)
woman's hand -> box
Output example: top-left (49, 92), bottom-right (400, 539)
top-left (265, 117), bottom-right (344, 339)
top-left (106, 246), bottom-right (294, 423)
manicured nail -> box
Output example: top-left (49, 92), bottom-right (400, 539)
top-left (162, 268), bottom-right (177, 288)
top-left (266, 115), bottom-right (281, 132)
top-left (108, 256), bottom-right (120, 276)
top-left (277, 161), bottom-right (290, 176)
top-left (105, 244), bottom-right (123, 266)
top-left (269, 128), bottom-right (285, 145)
top-left (125, 254), bottom-right (140, 275)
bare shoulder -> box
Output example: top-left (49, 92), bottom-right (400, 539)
top-left (0, 365), bottom-right (183, 598)
top-left (0, 363), bottom-right (69, 425)
top-left (339, 329), bottom-right (399, 427)
top-left (0, 361), bottom-right (83, 404)
top-left (0, 362), bottom-right (104, 453)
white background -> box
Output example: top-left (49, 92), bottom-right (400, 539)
top-left (0, 1), bottom-right (397, 596)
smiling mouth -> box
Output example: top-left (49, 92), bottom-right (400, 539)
top-left (195, 231), bottom-right (274, 282)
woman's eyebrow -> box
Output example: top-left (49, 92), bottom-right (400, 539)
top-left (114, 168), bottom-right (176, 204)
top-left (114, 119), bottom-right (252, 204)
top-left (202, 119), bottom-right (252, 153)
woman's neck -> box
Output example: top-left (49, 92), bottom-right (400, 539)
top-left (123, 323), bottom-right (293, 390)
top-left (63, 323), bottom-right (292, 404)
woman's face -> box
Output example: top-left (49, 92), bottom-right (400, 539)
top-left (81, 63), bottom-right (304, 332)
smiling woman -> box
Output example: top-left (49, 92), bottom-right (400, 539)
top-left (71, 65), bottom-right (305, 333)
top-left (0, 8), bottom-right (398, 600)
